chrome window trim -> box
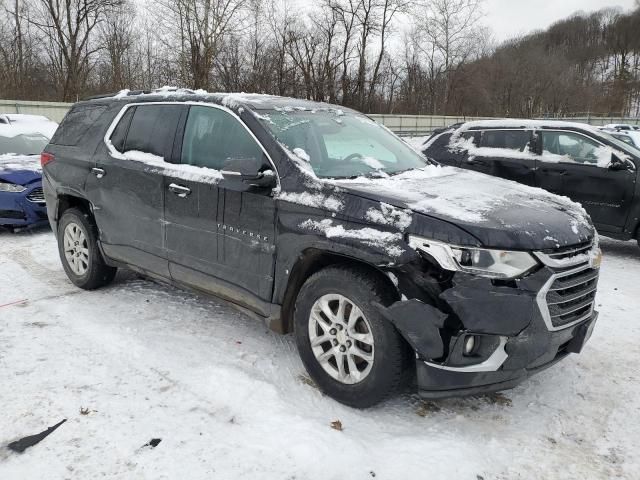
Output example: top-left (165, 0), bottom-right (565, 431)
top-left (102, 100), bottom-right (281, 190)
top-left (536, 263), bottom-right (597, 332)
top-left (424, 336), bottom-right (508, 373)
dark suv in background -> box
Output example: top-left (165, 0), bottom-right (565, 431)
top-left (423, 120), bottom-right (640, 247)
top-left (42, 90), bottom-right (601, 407)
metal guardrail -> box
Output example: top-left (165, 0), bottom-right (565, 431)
top-left (2, 99), bottom-right (640, 135)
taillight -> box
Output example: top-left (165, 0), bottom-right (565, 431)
top-left (41, 152), bottom-right (55, 167)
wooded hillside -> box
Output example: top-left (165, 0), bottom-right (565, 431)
top-left (0, 0), bottom-right (638, 117)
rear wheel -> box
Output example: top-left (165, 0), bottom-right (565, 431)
top-left (294, 266), bottom-right (409, 408)
top-left (57, 208), bottom-right (116, 289)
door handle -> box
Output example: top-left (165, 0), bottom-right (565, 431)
top-left (467, 158), bottom-right (487, 166)
top-left (168, 183), bottom-right (191, 198)
top-left (91, 167), bottom-right (106, 179)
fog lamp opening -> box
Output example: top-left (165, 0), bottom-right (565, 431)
top-left (463, 335), bottom-right (479, 356)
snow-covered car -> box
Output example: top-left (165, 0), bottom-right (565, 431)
top-left (42, 90), bottom-right (601, 407)
top-left (423, 120), bottom-right (640, 248)
top-left (601, 128), bottom-right (640, 151)
top-left (601, 123), bottom-right (640, 131)
top-left (0, 115), bottom-right (57, 229)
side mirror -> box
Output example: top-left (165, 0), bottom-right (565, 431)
top-left (221, 156), bottom-right (277, 188)
top-left (609, 154), bottom-right (629, 171)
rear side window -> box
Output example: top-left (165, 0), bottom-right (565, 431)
top-left (50, 104), bottom-right (108, 146)
top-left (481, 130), bottom-right (530, 151)
top-left (123, 105), bottom-right (184, 159)
top-left (181, 106), bottom-right (263, 170)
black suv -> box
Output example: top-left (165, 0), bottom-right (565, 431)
top-left (42, 90), bottom-right (601, 407)
top-left (423, 120), bottom-right (640, 247)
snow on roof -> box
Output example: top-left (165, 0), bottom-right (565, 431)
top-left (106, 87), bottom-right (351, 113)
top-left (459, 118), bottom-right (602, 134)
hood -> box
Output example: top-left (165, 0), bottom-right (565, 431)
top-left (329, 166), bottom-right (594, 250)
top-left (0, 155), bottom-right (42, 185)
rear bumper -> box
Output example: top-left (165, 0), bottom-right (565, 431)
top-left (0, 181), bottom-right (48, 227)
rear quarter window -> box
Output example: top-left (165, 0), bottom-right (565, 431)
top-left (50, 104), bottom-right (108, 146)
top-left (480, 130), bottom-right (530, 151)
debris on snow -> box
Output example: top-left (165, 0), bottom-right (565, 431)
top-left (330, 420), bottom-right (343, 431)
top-left (141, 438), bottom-right (162, 449)
top-left (7, 419), bottom-right (67, 453)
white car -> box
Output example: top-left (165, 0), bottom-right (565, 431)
top-left (601, 123), bottom-right (640, 132)
top-left (601, 128), bottom-right (640, 150)
top-left (0, 114), bottom-right (59, 138)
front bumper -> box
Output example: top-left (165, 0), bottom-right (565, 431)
top-left (381, 253), bottom-right (600, 398)
top-left (0, 181), bottom-right (49, 228)
top-left (416, 312), bottom-right (597, 398)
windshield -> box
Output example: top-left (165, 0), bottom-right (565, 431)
top-left (597, 130), bottom-right (640, 157)
top-left (0, 133), bottom-right (49, 156)
top-left (256, 108), bottom-right (429, 178)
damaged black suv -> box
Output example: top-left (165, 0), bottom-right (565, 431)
top-left (42, 89), bottom-right (601, 408)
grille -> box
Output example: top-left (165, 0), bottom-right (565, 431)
top-left (540, 265), bottom-right (599, 330)
top-left (0, 209), bottom-right (25, 219)
top-left (535, 241), bottom-right (600, 331)
top-left (544, 242), bottom-right (592, 262)
top-left (26, 187), bottom-right (45, 203)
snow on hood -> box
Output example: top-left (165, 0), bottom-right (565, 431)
top-left (0, 117), bottom-right (58, 139)
top-left (0, 154), bottom-right (42, 184)
top-left (328, 166), bottom-right (594, 249)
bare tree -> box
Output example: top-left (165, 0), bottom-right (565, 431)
top-left (415, 0), bottom-right (485, 113)
top-left (98, 1), bottom-right (136, 91)
top-left (27, 0), bottom-right (123, 100)
top-left (154, 0), bottom-right (248, 90)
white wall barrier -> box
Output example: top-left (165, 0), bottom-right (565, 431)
top-left (2, 99), bottom-right (639, 135)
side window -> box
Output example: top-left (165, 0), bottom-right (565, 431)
top-left (50, 104), bottom-right (108, 146)
top-left (123, 105), bottom-right (184, 159)
top-left (181, 106), bottom-right (263, 170)
top-left (480, 130), bottom-right (530, 151)
top-left (109, 107), bottom-right (135, 153)
top-left (460, 131), bottom-right (480, 146)
top-left (542, 131), bottom-right (602, 164)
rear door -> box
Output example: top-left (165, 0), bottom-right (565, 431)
top-left (166, 104), bottom-right (277, 309)
top-left (472, 129), bottom-right (536, 186)
top-left (536, 130), bottom-right (636, 230)
top-left (89, 103), bottom-right (185, 276)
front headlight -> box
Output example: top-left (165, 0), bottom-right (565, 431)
top-left (408, 236), bottom-right (538, 279)
top-left (0, 181), bottom-right (27, 193)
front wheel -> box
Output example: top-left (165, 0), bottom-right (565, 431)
top-left (57, 207), bottom-right (117, 290)
top-left (294, 266), bottom-right (409, 408)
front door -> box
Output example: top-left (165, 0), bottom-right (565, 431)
top-left (165, 105), bottom-right (277, 311)
top-left (536, 130), bottom-right (636, 231)
top-left (89, 103), bottom-right (185, 276)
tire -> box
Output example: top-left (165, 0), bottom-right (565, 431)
top-left (294, 266), bottom-right (409, 408)
top-left (57, 207), bottom-right (117, 290)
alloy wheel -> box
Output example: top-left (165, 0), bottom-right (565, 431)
top-left (308, 293), bottom-right (375, 384)
top-left (63, 222), bottom-right (89, 276)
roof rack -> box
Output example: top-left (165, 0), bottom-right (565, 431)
top-left (86, 87), bottom-right (203, 101)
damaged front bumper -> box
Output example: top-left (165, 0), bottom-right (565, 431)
top-left (381, 253), bottom-right (600, 398)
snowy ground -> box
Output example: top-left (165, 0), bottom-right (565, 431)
top-left (1, 227), bottom-right (639, 480)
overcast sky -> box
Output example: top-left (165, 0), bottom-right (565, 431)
top-left (484, 0), bottom-right (638, 41)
